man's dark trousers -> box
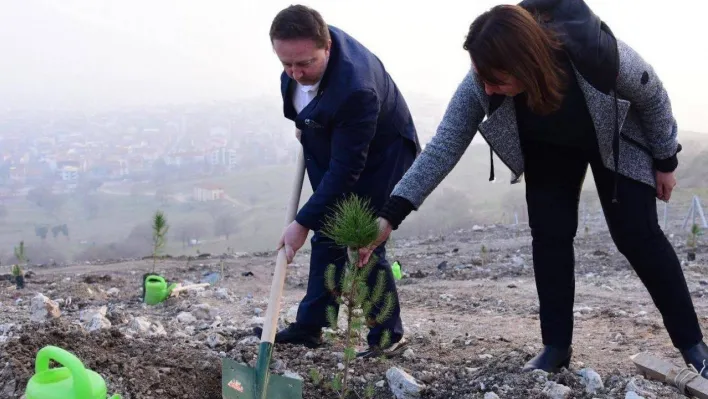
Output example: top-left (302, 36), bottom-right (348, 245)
top-left (295, 231), bottom-right (403, 347)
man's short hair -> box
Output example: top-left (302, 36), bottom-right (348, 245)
top-left (269, 5), bottom-right (331, 48)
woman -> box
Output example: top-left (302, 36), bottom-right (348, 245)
top-left (360, 1), bottom-right (708, 375)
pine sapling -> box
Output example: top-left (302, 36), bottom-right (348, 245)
top-left (320, 194), bottom-right (397, 398)
top-left (14, 240), bottom-right (26, 266)
top-left (13, 240), bottom-right (26, 289)
top-left (151, 211), bottom-right (169, 273)
top-left (219, 256), bottom-right (225, 286)
top-left (688, 223), bottom-right (700, 249)
top-left (687, 223), bottom-right (701, 261)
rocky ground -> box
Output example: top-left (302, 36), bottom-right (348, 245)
top-left (1, 222), bottom-right (707, 399)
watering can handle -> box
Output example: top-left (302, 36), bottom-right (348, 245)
top-left (260, 144), bottom-right (306, 343)
top-left (35, 346), bottom-right (93, 398)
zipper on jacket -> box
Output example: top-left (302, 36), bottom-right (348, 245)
top-left (477, 126), bottom-right (522, 181)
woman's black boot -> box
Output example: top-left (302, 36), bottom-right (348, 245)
top-left (522, 345), bottom-right (572, 372)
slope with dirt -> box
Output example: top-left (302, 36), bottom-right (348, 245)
top-left (1, 222), bottom-right (707, 398)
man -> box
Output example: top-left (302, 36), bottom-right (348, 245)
top-left (254, 4), bottom-right (421, 358)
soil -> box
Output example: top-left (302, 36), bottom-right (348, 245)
top-left (1, 222), bottom-right (707, 398)
top-left (2, 319), bottom-right (221, 398)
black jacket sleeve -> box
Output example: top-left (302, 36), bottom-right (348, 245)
top-left (378, 195), bottom-right (415, 230)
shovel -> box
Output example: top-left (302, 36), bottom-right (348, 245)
top-left (222, 141), bottom-right (306, 399)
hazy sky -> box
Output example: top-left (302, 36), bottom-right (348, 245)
top-left (1, 0), bottom-right (706, 132)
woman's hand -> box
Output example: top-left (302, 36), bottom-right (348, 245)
top-left (656, 171), bottom-right (677, 202)
top-left (357, 217), bottom-right (393, 267)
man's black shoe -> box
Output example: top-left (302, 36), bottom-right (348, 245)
top-left (356, 337), bottom-right (408, 359)
top-left (681, 340), bottom-right (708, 378)
top-left (522, 345), bottom-right (572, 372)
top-left (252, 323), bottom-right (323, 349)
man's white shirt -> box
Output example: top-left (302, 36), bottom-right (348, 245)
top-left (292, 81), bottom-right (320, 114)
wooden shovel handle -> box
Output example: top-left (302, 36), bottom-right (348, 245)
top-left (260, 140), bottom-right (306, 343)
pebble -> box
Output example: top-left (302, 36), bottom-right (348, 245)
top-left (578, 368), bottom-right (604, 394)
top-left (238, 336), bottom-right (259, 346)
top-left (625, 392), bottom-right (645, 399)
top-left (29, 293), bottom-right (61, 322)
top-left (386, 367), bottom-right (425, 399)
top-left (177, 312), bottom-right (197, 324)
top-left (543, 381), bottom-right (572, 399)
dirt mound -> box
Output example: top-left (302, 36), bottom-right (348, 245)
top-left (1, 319), bottom-right (221, 399)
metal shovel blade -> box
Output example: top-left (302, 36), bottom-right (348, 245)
top-left (222, 356), bottom-right (303, 399)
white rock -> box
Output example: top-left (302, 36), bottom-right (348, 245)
top-left (285, 306), bottom-right (298, 324)
top-left (238, 336), bottom-right (260, 346)
top-left (1, 362), bottom-right (16, 397)
top-left (106, 288), bottom-right (120, 296)
top-left (386, 367), bottom-right (425, 399)
top-left (625, 392), bottom-right (645, 399)
top-left (177, 312), bottom-right (197, 324)
top-left (206, 334), bottom-right (223, 348)
top-left (484, 393), bottom-right (500, 399)
top-left (79, 306), bottom-right (107, 323)
top-left (29, 294), bottom-right (61, 322)
top-left (542, 381), bottom-right (572, 399)
top-left (403, 349), bottom-right (415, 360)
top-left (531, 369), bottom-right (549, 383)
top-left (86, 313), bottom-right (111, 332)
top-left (214, 288), bottom-right (231, 300)
top-left (191, 303), bottom-right (217, 320)
top-left (128, 317), bottom-right (152, 334)
top-left (578, 368), bottom-right (604, 394)
top-left (151, 321), bottom-right (167, 336)
top-left (375, 380), bottom-right (385, 388)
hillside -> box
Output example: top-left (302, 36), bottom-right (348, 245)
top-left (0, 130), bottom-right (705, 265)
top-left (1, 216), bottom-right (707, 398)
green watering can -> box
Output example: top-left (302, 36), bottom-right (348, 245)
top-left (25, 345), bottom-right (121, 399)
top-left (391, 261), bottom-right (402, 281)
top-left (143, 274), bottom-right (177, 305)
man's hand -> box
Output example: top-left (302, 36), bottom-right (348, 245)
top-left (656, 171), bottom-right (677, 202)
top-left (357, 217), bottom-right (393, 267)
top-left (278, 221), bottom-right (309, 263)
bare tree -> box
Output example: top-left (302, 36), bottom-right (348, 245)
top-left (214, 214), bottom-right (238, 240)
top-left (172, 221), bottom-right (209, 248)
top-left (27, 187), bottom-right (65, 216)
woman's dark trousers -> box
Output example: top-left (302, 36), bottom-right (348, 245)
top-left (523, 139), bottom-right (702, 351)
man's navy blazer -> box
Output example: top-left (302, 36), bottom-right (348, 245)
top-left (280, 25), bottom-right (421, 231)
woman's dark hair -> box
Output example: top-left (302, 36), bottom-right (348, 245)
top-left (270, 5), bottom-right (330, 49)
top-left (463, 5), bottom-right (567, 115)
